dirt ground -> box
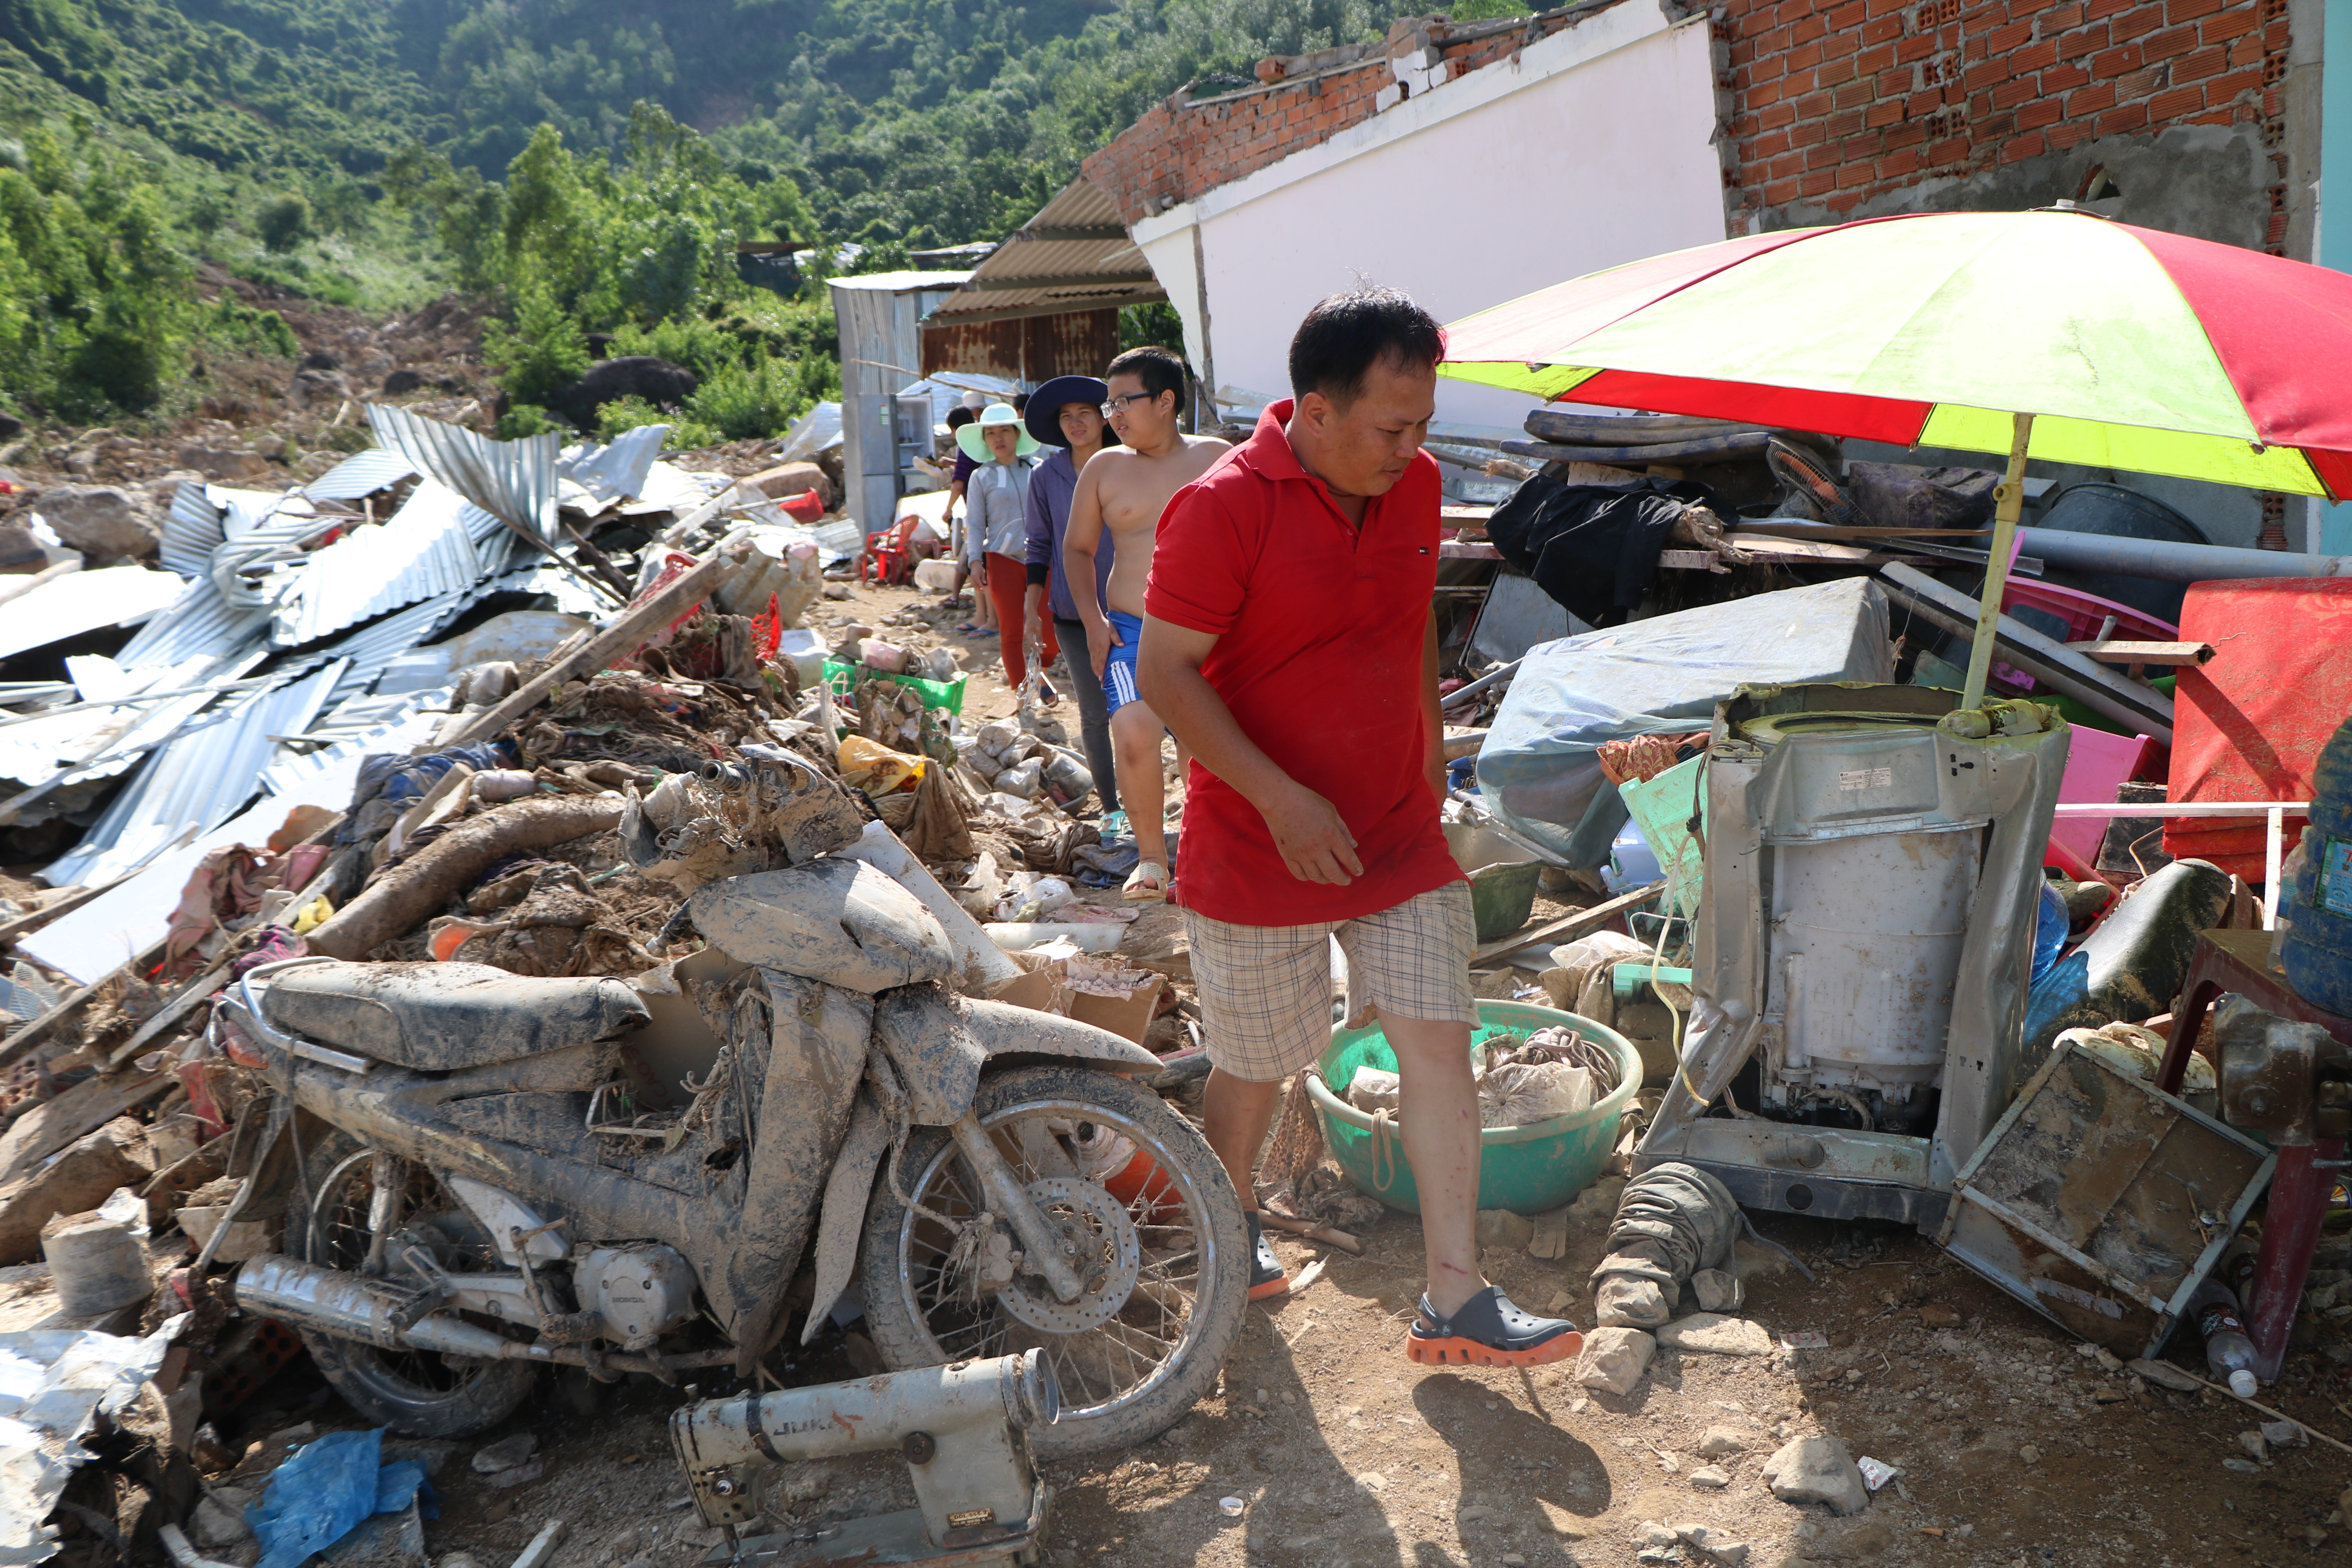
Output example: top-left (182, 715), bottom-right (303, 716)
top-left (9, 557), bottom-right (2347, 1567)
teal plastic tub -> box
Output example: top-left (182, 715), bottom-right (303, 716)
top-left (1304, 1000), bottom-right (1642, 1217)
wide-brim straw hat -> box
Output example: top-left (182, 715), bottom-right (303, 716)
top-left (956, 403), bottom-right (1041, 462)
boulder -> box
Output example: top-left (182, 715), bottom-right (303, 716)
top-left (747, 460), bottom-right (835, 508)
top-left (383, 368), bottom-right (426, 395)
top-left (1760, 1435), bottom-right (1869, 1516)
top-left (0, 520), bottom-right (51, 573)
top-left (547, 356), bottom-right (699, 432)
top-left (1573, 1326), bottom-right (1655, 1395)
top-left (175, 443), bottom-right (276, 483)
top-left (33, 485), bottom-right (159, 561)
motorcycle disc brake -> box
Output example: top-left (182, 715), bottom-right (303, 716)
top-left (992, 1177), bottom-right (1142, 1336)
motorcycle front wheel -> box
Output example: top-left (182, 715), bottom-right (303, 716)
top-left (860, 1064), bottom-right (1249, 1459)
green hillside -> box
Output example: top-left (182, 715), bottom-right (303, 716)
top-left (0, 0), bottom-right (1429, 430)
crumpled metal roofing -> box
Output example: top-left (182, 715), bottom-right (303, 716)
top-left (113, 578), bottom-right (273, 672)
top-left (45, 660), bottom-right (345, 887)
top-left (367, 403), bottom-right (559, 549)
top-left (0, 567), bottom-right (191, 660)
top-left (559, 425), bottom-right (668, 508)
top-left (305, 448), bottom-right (420, 501)
top-left (268, 479), bottom-right (511, 648)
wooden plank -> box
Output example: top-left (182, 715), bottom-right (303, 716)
top-left (0, 879), bottom-right (124, 948)
top-left (0, 937), bottom-right (166, 1076)
top-left (1439, 540), bottom-right (1503, 560)
top-left (105, 959), bottom-right (232, 1073)
top-left (1737, 523), bottom-right (1993, 541)
top-left (439, 530), bottom-right (755, 749)
top-left (1470, 880), bottom-right (1665, 966)
top-left (0, 1067), bottom-right (168, 1184)
top-left (2063, 639), bottom-right (2216, 667)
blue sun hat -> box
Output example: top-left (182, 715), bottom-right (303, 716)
top-left (1027, 375), bottom-right (1111, 447)
top-left (956, 403), bottom-right (1040, 463)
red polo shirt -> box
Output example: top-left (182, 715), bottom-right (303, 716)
top-left (1145, 401), bottom-right (1462, 927)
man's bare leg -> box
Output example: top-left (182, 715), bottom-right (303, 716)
top-left (1112, 702), bottom-right (1170, 895)
top-left (1201, 1068), bottom-right (1284, 1212)
top-left (1384, 1013), bottom-right (1485, 1316)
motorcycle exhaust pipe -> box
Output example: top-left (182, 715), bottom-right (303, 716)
top-left (234, 1253), bottom-right (557, 1363)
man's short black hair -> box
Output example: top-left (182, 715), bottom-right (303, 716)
top-left (945, 406), bottom-right (976, 429)
top-left (1289, 286), bottom-right (1446, 406)
top-left (1011, 393), bottom-right (1029, 413)
top-left (1105, 345), bottom-right (1188, 410)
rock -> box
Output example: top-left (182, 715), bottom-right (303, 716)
top-left (2130, 1357), bottom-right (2199, 1392)
top-left (1632, 1523), bottom-right (1677, 1548)
top-left (2223, 1457), bottom-right (2261, 1473)
top-left (1357, 1471), bottom-right (1387, 1491)
top-left (1574, 1327), bottom-right (1656, 1395)
top-left (1675, 1524), bottom-right (1750, 1565)
top-left (1501, 1557), bottom-right (1526, 1567)
top-left (1476, 1209), bottom-right (1536, 1251)
top-left (472, 1432), bottom-right (538, 1473)
top-left (1760, 1436), bottom-right (1870, 1516)
top-left (1691, 1269), bottom-right (1742, 1313)
top-left (1657, 1315), bottom-right (1773, 1357)
top-left (2017, 1444), bottom-right (2040, 1464)
top-left (782, 1463), bottom-right (833, 1501)
top-left (2261, 1419), bottom-right (2306, 1448)
top-left (1659, 1451), bottom-right (1681, 1474)
top-left (192, 1493), bottom-right (254, 1548)
top-left (1529, 1205), bottom-right (1572, 1261)
top-left (2092, 1345), bottom-right (2124, 1372)
top-left (1596, 1275), bottom-right (1672, 1328)
top-left (174, 443), bottom-right (275, 483)
top-left (823, 583), bottom-right (852, 599)
top-left (1696, 1426), bottom-right (1748, 1458)
top-left (483, 1458), bottom-right (545, 1489)
top-left (1687, 1466), bottom-right (1729, 1490)
top-left (32, 484), bottom-right (158, 561)
top-left (747, 460), bottom-right (836, 508)
top-left (0, 1118), bottom-right (156, 1265)
top-left (2238, 1429), bottom-right (2269, 1461)
top-left (1637, 1551), bottom-right (1677, 1565)
top-left (0, 520), bottom-right (49, 572)
top-left (383, 369), bottom-right (426, 395)
top-left (1457, 1504), bottom-right (1494, 1521)
top-left (1918, 1303), bottom-right (1960, 1328)
top-left (548, 356), bottom-right (699, 432)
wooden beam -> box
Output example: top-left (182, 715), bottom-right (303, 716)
top-left (0, 938), bottom-right (166, 1075)
top-left (1471, 880), bottom-right (1665, 966)
top-left (2063, 639), bottom-right (2215, 666)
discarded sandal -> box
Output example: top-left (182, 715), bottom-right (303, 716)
top-left (1404, 1286), bottom-right (1581, 1368)
top-left (1246, 1213), bottom-right (1289, 1301)
top-left (1122, 859), bottom-right (1169, 902)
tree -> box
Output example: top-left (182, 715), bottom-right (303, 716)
top-left (254, 192), bottom-right (313, 252)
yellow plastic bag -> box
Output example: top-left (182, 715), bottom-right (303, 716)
top-left (837, 735), bottom-right (927, 795)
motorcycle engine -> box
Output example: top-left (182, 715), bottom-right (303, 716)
top-left (573, 1245), bottom-right (698, 1350)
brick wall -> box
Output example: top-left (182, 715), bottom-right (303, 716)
top-left (1724, 0), bottom-right (2293, 252)
top-left (1082, 13), bottom-right (1590, 225)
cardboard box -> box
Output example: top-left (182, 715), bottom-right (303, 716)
top-left (989, 950), bottom-right (1164, 1045)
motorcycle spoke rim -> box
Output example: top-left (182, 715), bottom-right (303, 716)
top-left (897, 1097), bottom-right (1215, 1421)
top-left (312, 1154), bottom-right (505, 1397)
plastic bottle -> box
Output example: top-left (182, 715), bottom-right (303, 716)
top-left (2189, 1276), bottom-right (2259, 1397)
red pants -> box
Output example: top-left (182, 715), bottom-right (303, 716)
top-left (986, 554), bottom-right (1059, 688)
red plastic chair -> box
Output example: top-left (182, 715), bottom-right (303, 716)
top-left (862, 515), bottom-right (922, 586)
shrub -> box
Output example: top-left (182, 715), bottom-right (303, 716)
top-left (597, 393), bottom-right (718, 449)
top-left (254, 192), bottom-right (313, 253)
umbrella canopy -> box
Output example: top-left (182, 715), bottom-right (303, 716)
top-left (1440, 208), bottom-right (2352, 500)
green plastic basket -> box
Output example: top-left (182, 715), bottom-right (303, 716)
top-left (1305, 1000), bottom-right (1642, 1217)
top-left (823, 660), bottom-right (968, 716)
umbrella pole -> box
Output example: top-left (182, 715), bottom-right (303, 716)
top-left (1959, 410), bottom-right (2037, 711)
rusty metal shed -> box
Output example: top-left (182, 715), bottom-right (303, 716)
top-left (921, 178), bottom-right (1163, 382)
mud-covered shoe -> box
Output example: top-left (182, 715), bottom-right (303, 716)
top-left (1246, 1213), bottom-right (1289, 1301)
top-left (1405, 1287), bottom-right (1582, 1367)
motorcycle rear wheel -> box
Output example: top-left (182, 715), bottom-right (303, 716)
top-left (296, 1130), bottom-right (540, 1437)
top-left (860, 1064), bottom-right (1248, 1459)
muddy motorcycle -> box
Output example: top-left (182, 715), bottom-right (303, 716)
top-left (211, 831), bottom-right (1248, 1457)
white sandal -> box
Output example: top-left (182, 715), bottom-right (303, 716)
top-left (1122, 859), bottom-right (1169, 902)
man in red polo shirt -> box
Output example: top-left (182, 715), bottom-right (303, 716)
top-left (1138, 287), bottom-right (1582, 1368)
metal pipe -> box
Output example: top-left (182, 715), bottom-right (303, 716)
top-left (1441, 658), bottom-right (1521, 710)
top-left (2014, 526), bottom-right (2352, 584)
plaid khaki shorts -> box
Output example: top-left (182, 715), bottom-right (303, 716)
top-left (1181, 881), bottom-right (1477, 1082)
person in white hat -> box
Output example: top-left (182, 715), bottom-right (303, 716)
top-left (960, 404), bottom-right (1057, 693)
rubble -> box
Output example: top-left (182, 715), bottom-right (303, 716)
top-left (1760, 1435), bottom-right (1871, 1515)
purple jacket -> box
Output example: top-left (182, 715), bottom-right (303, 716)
top-left (1024, 446), bottom-right (1115, 622)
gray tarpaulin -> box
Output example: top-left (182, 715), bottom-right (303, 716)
top-left (1475, 578), bottom-right (1895, 859)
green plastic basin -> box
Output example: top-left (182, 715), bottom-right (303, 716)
top-left (1305, 1000), bottom-right (1642, 1217)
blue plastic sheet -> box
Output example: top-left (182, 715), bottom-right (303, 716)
top-left (1475, 579), bottom-right (1894, 859)
top-left (249, 1429), bottom-right (436, 1568)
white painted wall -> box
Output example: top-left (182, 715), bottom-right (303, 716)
top-left (1132, 7), bottom-right (1727, 431)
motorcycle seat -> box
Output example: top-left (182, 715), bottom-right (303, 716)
top-left (262, 961), bottom-right (649, 1071)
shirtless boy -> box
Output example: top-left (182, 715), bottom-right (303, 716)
top-left (1060, 347), bottom-right (1229, 900)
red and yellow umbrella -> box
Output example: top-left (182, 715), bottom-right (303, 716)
top-left (1440, 208), bottom-right (2352, 705)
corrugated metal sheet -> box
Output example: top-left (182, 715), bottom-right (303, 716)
top-left (162, 483), bottom-right (222, 578)
top-left (559, 425), bottom-right (668, 504)
top-left (367, 403), bottom-right (559, 548)
top-left (927, 178), bottom-right (1161, 325)
top-left (305, 448), bottom-right (420, 501)
top-left (259, 701), bottom-right (445, 800)
top-left (269, 480), bottom-right (490, 647)
top-left (0, 567), bottom-right (191, 659)
top-left (114, 580), bottom-right (273, 671)
top-left (922, 309), bottom-right (1123, 381)
top-left (45, 660), bottom-right (346, 887)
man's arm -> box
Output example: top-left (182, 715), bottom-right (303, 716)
top-left (1138, 616), bottom-right (1365, 886)
top-left (1422, 608), bottom-right (1446, 804)
top-left (1060, 460), bottom-right (1118, 677)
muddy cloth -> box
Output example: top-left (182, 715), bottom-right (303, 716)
top-left (1590, 1161), bottom-right (1742, 1328)
top-left (1486, 475), bottom-right (1740, 627)
top-left (338, 742), bottom-right (516, 843)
